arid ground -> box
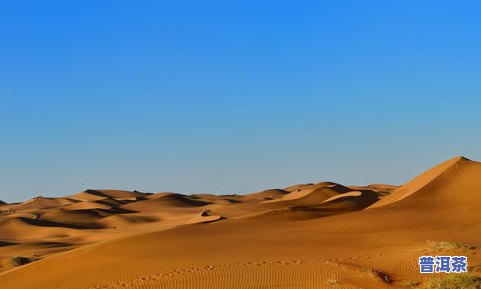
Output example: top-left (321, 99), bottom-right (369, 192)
top-left (1, 156), bottom-right (480, 288)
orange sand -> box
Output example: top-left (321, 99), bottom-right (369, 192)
top-left (1, 156), bottom-right (480, 288)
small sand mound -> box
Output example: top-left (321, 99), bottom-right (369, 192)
top-left (190, 194), bottom-right (243, 205)
top-left (263, 186), bottom-right (348, 206)
top-left (70, 190), bottom-right (147, 201)
top-left (12, 197), bottom-right (79, 211)
top-left (62, 201), bottom-right (112, 211)
top-left (186, 210), bottom-right (224, 224)
top-left (366, 184), bottom-right (399, 192)
top-left (122, 193), bottom-right (211, 212)
top-left (321, 190), bottom-right (381, 209)
top-left (0, 218), bottom-right (85, 241)
top-left (322, 191), bottom-right (363, 202)
top-left (69, 191), bottom-right (109, 202)
top-left (284, 181), bottom-right (352, 192)
top-left (90, 190), bottom-right (148, 199)
top-left (242, 189), bottom-right (289, 201)
top-left (145, 192), bottom-right (176, 199)
top-left (100, 214), bottom-right (160, 228)
top-left (35, 210), bottom-right (106, 229)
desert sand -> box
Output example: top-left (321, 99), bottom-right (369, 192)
top-left (0, 156), bottom-right (480, 288)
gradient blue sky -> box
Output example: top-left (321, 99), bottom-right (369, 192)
top-left (1, 1), bottom-right (481, 203)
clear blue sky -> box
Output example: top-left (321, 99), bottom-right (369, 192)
top-left (1, 1), bottom-right (481, 203)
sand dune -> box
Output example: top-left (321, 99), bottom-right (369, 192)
top-left (241, 189), bottom-right (289, 201)
top-left (320, 189), bottom-right (381, 209)
top-left (63, 201), bottom-right (112, 211)
top-left (283, 181), bottom-right (341, 192)
top-left (69, 191), bottom-right (111, 202)
top-left (120, 194), bottom-right (213, 217)
top-left (69, 190), bottom-right (148, 202)
top-left (190, 193), bottom-right (243, 205)
top-left (99, 214), bottom-right (160, 228)
top-left (0, 217), bottom-right (86, 241)
top-left (9, 196), bottom-right (79, 211)
top-left (369, 156), bottom-right (470, 208)
top-left (1, 156), bottom-right (480, 288)
top-left (265, 186), bottom-right (346, 204)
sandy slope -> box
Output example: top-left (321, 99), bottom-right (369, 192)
top-left (0, 156), bottom-right (480, 289)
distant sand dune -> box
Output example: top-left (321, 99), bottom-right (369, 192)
top-left (63, 201), bottom-right (112, 211)
top-left (242, 189), bottom-right (289, 201)
top-left (10, 197), bottom-right (79, 211)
